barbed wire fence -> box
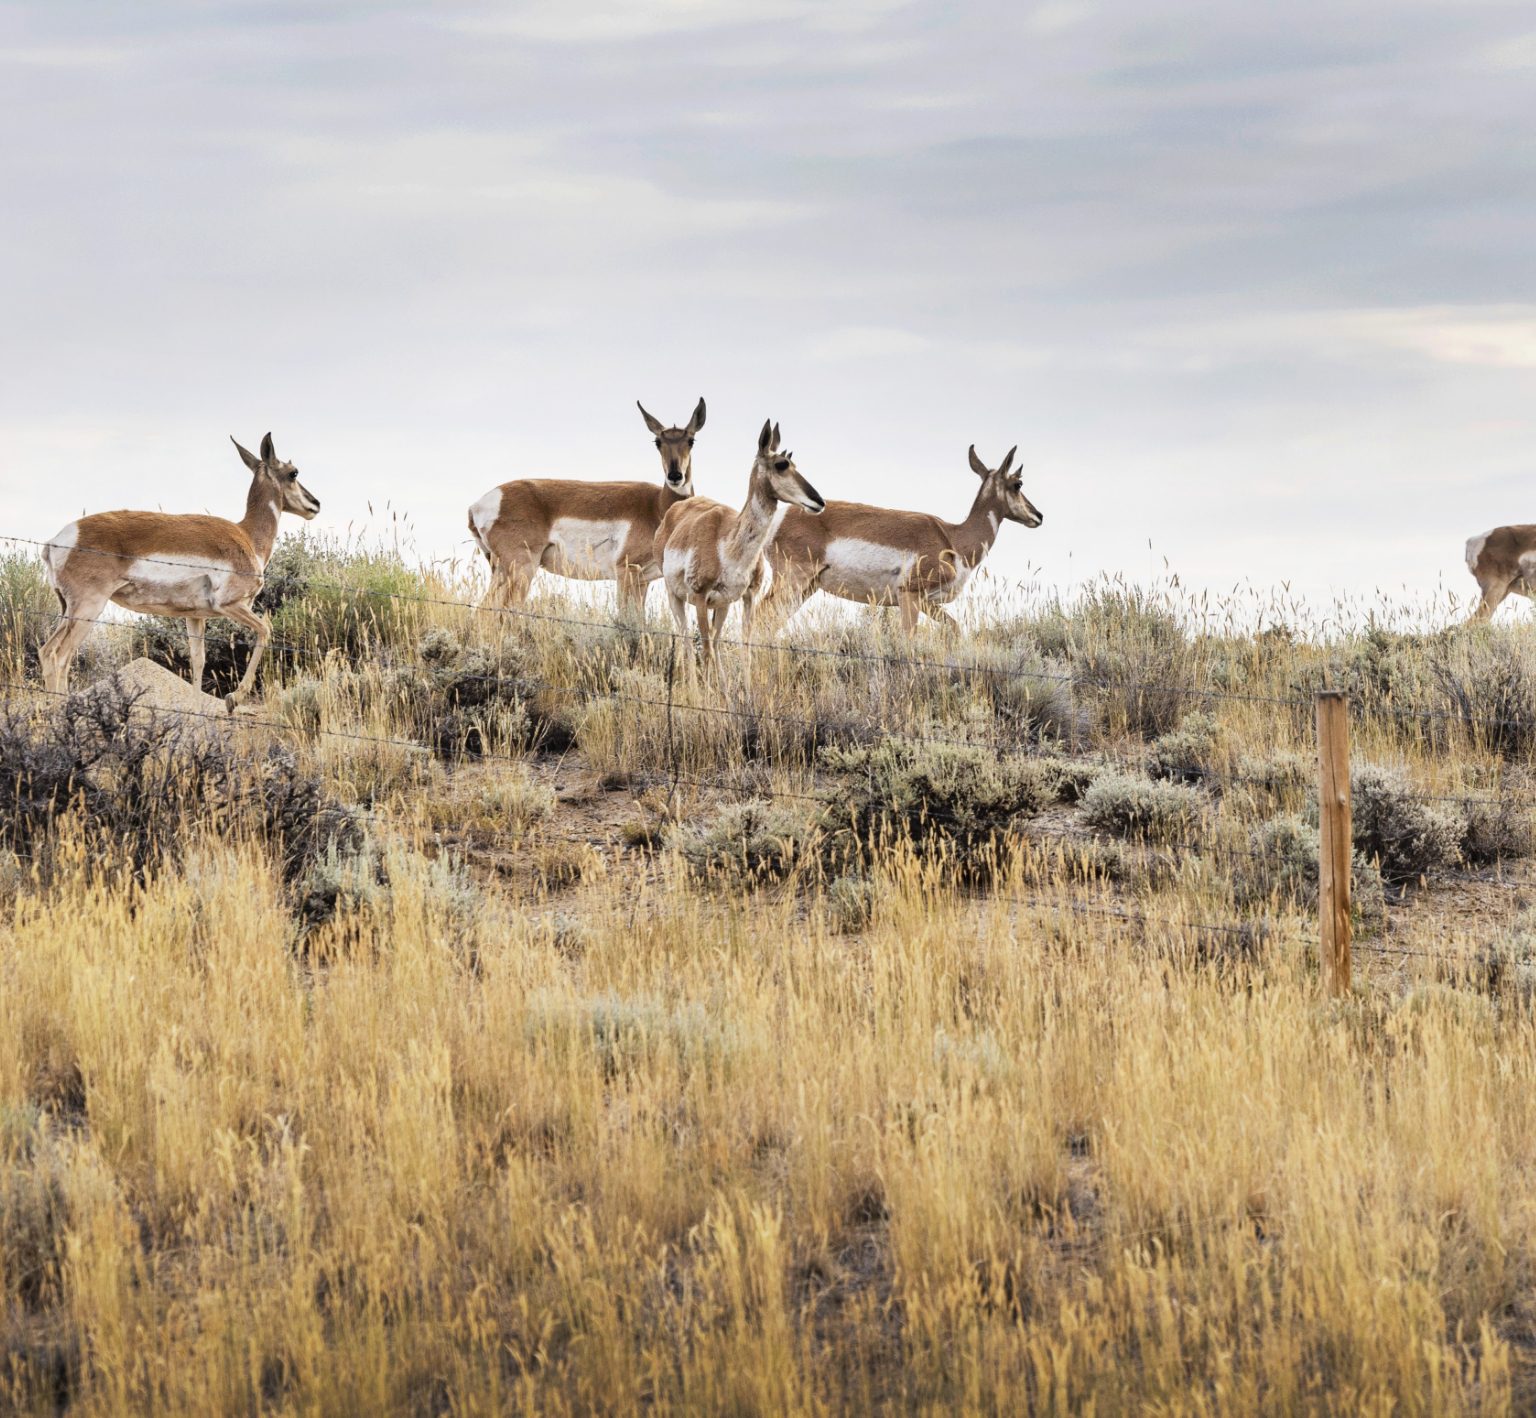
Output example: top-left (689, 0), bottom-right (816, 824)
top-left (3, 530), bottom-right (1535, 983)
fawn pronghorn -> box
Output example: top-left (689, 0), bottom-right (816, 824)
top-left (468, 398), bottom-right (706, 614)
top-left (38, 433), bottom-right (320, 707)
top-left (1465, 525), bottom-right (1536, 622)
top-left (653, 419), bottom-right (825, 667)
top-left (757, 444), bottom-right (1041, 632)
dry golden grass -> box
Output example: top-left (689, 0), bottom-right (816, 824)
top-left (3, 543), bottom-right (1536, 1412)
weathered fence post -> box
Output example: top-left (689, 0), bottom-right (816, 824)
top-left (1316, 690), bottom-right (1352, 996)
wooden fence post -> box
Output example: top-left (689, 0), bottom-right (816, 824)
top-left (1316, 690), bottom-right (1352, 996)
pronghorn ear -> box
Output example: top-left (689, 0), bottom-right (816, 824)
top-left (997, 445), bottom-right (1017, 476)
top-left (232, 437), bottom-right (261, 473)
top-left (771, 423), bottom-right (781, 452)
top-left (758, 419), bottom-right (774, 453)
top-left (687, 397), bottom-right (706, 434)
top-left (259, 432), bottom-right (275, 463)
top-left (968, 445), bottom-right (988, 477)
top-left (637, 402), bottom-right (665, 435)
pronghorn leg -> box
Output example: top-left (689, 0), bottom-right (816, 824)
top-left (481, 552), bottom-right (536, 613)
top-left (39, 590), bottom-right (113, 696)
top-left (755, 572), bottom-right (816, 636)
top-left (692, 595), bottom-right (716, 674)
top-left (221, 603), bottom-right (270, 709)
top-left (185, 616), bottom-right (208, 693)
top-left (616, 567), bottom-right (648, 620)
top-left (921, 603), bottom-right (960, 633)
top-left (1469, 579), bottom-right (1514, 624)
top-left (897, 591), bottom-right (923, 634)
top-left (665, 588), bottom-right (689, 637)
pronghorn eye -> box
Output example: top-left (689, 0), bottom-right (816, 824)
top-left (686, 437), bottom-right (694, 448)
top-left (655, 439), bottom-right (662, 448)
top-left (774, 459), bottom-right (789, 472)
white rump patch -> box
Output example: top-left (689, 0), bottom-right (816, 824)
top-left (468, 487), bottom-right (503, 555)
top-left (42, 521), bottom-right (79, 590)
top-left (1466, 532), bottom-right (1490, 572)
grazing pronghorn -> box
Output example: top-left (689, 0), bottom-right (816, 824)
top-left (467, 398), bottom-right (706, 614)
top-left (38, 433), bottom-right (320, 707)
top-left (757, 444), bottom-right (1042, 633)
top-left (1465, 525), bottom-right (1536, 622)
top-left (653, 419), bottom-right (825, 667)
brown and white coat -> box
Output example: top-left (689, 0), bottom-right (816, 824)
top-left (1466, 525), bottom-right (1536, 622)
top-left (653, 420), bottom-right (825, 666)
top-left (759, 444), bottom-right (1042, 632)
top-left (468, 399), bottom-right (705, 614)
top-left (38, 433), bottom-right (321, 705)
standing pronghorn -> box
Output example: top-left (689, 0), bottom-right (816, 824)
top-left (467, 398), bottom-right (706, 614)
top-left (757, 444), bottom-right (1042, 633)
top-left (38, 433), bottom-right (321, 707)
top-left (1465, 525), bottom-right (1536, 622)
top-left (653, 419), bottom-right (825, 668)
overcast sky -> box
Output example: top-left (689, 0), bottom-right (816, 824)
top-left (3, 0), bottom-right (1535, 618)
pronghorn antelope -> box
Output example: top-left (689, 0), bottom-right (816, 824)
top-left (467, 398), bottom-right (706, 614)
top-left (38, 433), bottom-right (321, 706)
top-left (757, 444), bottom-right (1042, 633)
top-left (653, 419), bottom-right (825, 667)
top-left (1465, 525), bottom-right (1536, 622)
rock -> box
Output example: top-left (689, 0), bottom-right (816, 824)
top-left (69, 659), bottom-right (277, 747)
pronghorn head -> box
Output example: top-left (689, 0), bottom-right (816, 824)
top-left (754, 419), bottom-right (825, 515)
top-left (232, 433), bottom-right (322, 520)
top-left (637, 397), bottom-right (705, 493)
top-left (968, 444), bottom-right (1041, 528)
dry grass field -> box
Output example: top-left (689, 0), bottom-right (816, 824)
top-left (5, 536), bottom-right (1536, 1413)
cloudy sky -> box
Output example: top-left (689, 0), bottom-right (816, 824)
top-left (3, 0), bottom-right (1535, 617)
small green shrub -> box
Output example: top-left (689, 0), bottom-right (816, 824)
top-left (1459, 788), bottom-right (1535, 867)
top-left (970, 648), bottom-right (1085, 743)
top-left (1147, 713), bottom-right (1220, 786)
top-left (525, 991), bottom-right (736, 1079)
top-left (821, 741), bottom-right (1050, 879)
top-left (1237, 749), bottom-right (1310, 798)
top-left (1080, 771), bottom-right (1205, 844)
top-left (673, 799), bottom-right (817, 886)
top-left (1349, 764), bottom-right (1464, 885)
top-left (1035, 753), bottom-right (1102, 805)
top-left (1236, 815), bottom-right (1386, 931)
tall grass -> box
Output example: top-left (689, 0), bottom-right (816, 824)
top-left (2, 543), bottom-right (1536, 1411)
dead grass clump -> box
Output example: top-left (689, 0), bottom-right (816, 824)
top-left (1448, 911), bottom-right (1536, 1006)
top-left (823, 872), bottom-right (879, 934)
top-left (1428, 630), bottom-right (1536, 758)
top-left (0, 553), bottom-right (60, 680)
top-left (0, 684), bottom-right (361, 890)
top-left (1067, 583), bottom-right (1203, 739)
